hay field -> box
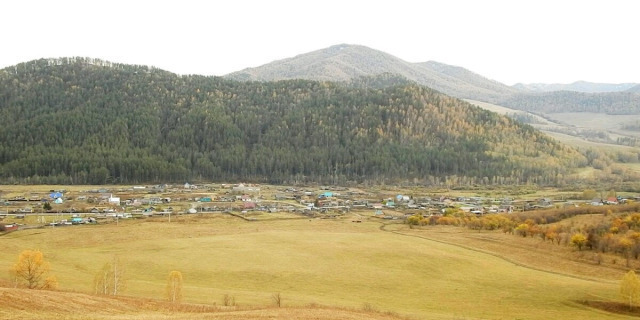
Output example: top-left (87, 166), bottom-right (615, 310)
top-left (0, 215), bottom-right (634, 319)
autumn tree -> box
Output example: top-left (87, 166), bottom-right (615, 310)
top-left (10, 249), bottom-right (53, 289)
top-left (618, 238), bottom-right (634, 266)
top-left (43, 276), bottom-right (59, 290)
top-left (406, 214), bottom-right (423, 226)
top-left (621, 270), bottom-right (640, 309)
top-left (571, 233), bottom-right (587, 250)
top-left (166, 271), bottom-right (183, 303)
top-left (93, 256), bottom-right (126, 295)
top-left (515, 223), bottom-right (529, 237)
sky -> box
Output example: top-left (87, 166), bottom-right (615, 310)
top-left (1, 0), bottom-right (638, 85)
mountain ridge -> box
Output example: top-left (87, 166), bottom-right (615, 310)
top-left (225, 44), bottom-right (519, 102)
top-left (224, 44), bottom-right (640, 115)
top-left (513, 80), bottom-right (639, 93)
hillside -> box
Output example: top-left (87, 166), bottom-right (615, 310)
top-left (0, 210), bottom-right (632, 320)
top-left (0, 286), bottom-right (403, 320)
top-left (0, 57), bottom-right (586, 185)
top-left (513, 81), bottom-right (639, 93)
top-left (225, 44), bottom-right (640, 116)
top-left (497, 91), bottom-right (640, 115)
top-left (225, 44), bottom-right (519, 102)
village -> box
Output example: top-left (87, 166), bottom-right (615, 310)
top-left (1, 183), bottom-right (637, 231)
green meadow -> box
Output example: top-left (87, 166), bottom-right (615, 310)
top-left (0, 215), bottom-right (634, 319)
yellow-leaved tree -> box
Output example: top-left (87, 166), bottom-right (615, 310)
top-left (621, 270), bottom-right (640, 309)
top-left (166, 270), bottom-right (183, 303)
top-left (10, 249), bottom-right (57, 289)
top-left (570, 233), bottom-right (587, 250)
top-left (93, 256), bottom-right (126, 295)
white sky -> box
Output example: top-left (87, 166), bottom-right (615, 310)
top-left (1, 0), bottom-right (638, 85)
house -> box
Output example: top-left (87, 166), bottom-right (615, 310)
top-left (232, 184), bottom-right (260, 193)
top-left (605, 197), bottom-right (619, 205)
top-left (108, 195), bottom-right (120, 205)
top-left (499, 205), bottom-right (515, 213)
top-left (243, 202), bottom-right (257, 209)
top-left (17, 207), bottom-right (33, 213)
top-left (49, 192), bottom-right (63, 199)
top-left (319, 192), bottom-right (333, 199)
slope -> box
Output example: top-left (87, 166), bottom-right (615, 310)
top-left (225, 44), bottom-right (518, 102)
top-left (0, 286), bottom-right (404, 320)
top-left (225, 44), bottom-right (639, 116)
top-left (0, 58), bottom-right (585, 185)
top-left (0, 216), bottom-right (631, 320)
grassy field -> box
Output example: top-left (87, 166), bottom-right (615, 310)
top-left (0, 213), bottom-right (637, 319)
top-left (547, 113), bottom-right (640, 139)
top-left (467, 99), bottom-right (640, 152)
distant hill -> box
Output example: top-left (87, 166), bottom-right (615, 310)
top-left (513, 81), bottom-right (639, 93)
top-left (225, 44), bottom-right (519, 102)
top-left (498, 91), bottom-right (640, 115)
top-left (0, 58), bottom-right (584, 185)
top-left (226, 44), bottom-right (640, 115)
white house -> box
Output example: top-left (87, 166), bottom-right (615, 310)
top-left (108, 194), bottom-right (121, 206)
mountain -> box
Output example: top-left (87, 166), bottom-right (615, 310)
top-left (498, 91), bottom-right (640, 114)
top-left (226, 44), bottom-right (640, 115)
top-left (225, 44), bottom-right (519, 102)
top-left (0, 58), bottom-right (584, 185)
top-left (513, 81), bottom-right (639, 93)
top-left (628, 84), bottom-right (640, 93)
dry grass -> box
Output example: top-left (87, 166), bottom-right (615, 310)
top-left (0, 212), bottom-right (635, 319)
top-left (0, 286), bottom-right (406, 320)
top-left (391, 223), bottom-right (631, 280)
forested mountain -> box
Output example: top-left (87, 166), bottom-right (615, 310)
top-left (225, 44), bottom-right (640, 115)
top-left (225, 44), bottom-right (518, 102)
top-left (512, 81), bottom-right (639, 93)
top-left (497, 91), bottom-right (640, 114)
top-left (0, 58), bottom-right (586, 185)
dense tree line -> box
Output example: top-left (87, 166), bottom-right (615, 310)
top-left (0, 58), bottom-right (585, 185)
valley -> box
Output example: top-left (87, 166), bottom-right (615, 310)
top-left (1, 43), bottom-right (640, 320)
top-left (2, 184), bottom-right (640, 319)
